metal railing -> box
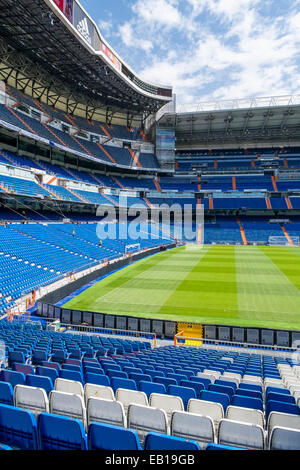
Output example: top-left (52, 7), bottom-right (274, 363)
top-left (177, 94), bottom-right (300, 114)
top-left (46, 321), bottom-right (157, 348)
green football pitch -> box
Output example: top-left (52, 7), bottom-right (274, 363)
top-left (63, 245), bottom-right (300, 330)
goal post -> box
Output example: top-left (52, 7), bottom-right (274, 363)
top-left (268, 236), bottom-right (300, 246)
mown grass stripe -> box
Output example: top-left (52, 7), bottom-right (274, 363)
top-left (64, 245), bottom-right (300, 329)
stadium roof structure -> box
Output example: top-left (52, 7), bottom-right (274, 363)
top-left (0, 0), bottom-right (172, 126)
top-left (158, 95), bottom-right (300, 150)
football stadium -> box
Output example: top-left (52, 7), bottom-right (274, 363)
top-left (0, 0), bottom-right (298, 453)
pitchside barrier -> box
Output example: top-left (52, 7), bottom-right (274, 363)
top-left (174, 334), bottom-right (298, 358)
top-left (35, 302), bottom-right (300, 350)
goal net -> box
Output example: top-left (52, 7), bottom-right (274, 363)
top-left (268, 236), bottom-right (300, 246)
top-left (125, 243), bottom-right (141, 255)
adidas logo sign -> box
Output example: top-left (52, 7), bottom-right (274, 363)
top-left (77, 18), bottom-right (92, 45)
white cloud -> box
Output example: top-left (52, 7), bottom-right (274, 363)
top-left (95, 0), bottom-right (300, 104)
top-left (134, 0), bottom-right (182, 27)
top-left (119, 22), bottom-right (153, 52)
top-left (98, 20), bottom-right (113, 34)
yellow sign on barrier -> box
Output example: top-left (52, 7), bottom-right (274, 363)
top-left (177, 322), bottom-right (203, 339)
top-left (185, 339), bottom-right (203, 347)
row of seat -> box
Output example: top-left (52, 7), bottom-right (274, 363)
top-left (1, 322), bottom-right (151, 365)
top-left (0, 403), bottom-right (199, 450)
top-left (2, 334), bottom-right (300, 451)
top-left (2, 376), bottom-right (300, 450)
top-left (3, 362), bottom-right (299, 418)
top-left (3, 341), bottom-right (300, 422)
top-left (1, 386), bottom-right (300, 451)
top-left (128, 346), bottom-right (297, 392)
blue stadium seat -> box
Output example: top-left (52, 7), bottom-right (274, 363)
top-left (26, 375), bottom-right (54, 395)
top-left (156, 366), bottom-right (175, 374)
top-left (84, 358), bottom-right (101, 367)
top-left (106, 370), bottom-right (128, 380)
top-left (168, 385), bottom-right (197, 409)
top-left (32, 350), bottom-right (52, 365)
top-left (144, 432), bottom-right (200, 451)
top-left (59, 369), bottom-right (84, 384)
top-left (153, 377), bottom-right (177, 388)
top-left (51, 350), bottom-right (70, 364)
top-left (144, 369), bottom-right (165, 380)
top-left (37, 413), bottom-right (88, 450)
top-left (180, 380), bottom-right (204, 398)
top-left (200, 390), bottom-right (230, 412)
top-left (8, 351), bottom-right (30, 367)
top-left (265, 386), bottom-right (290, 397)
top-left (102, 363), bottom-right (121, 372)
top-left (0, 370), bottom-right (26, 388)
top-left (167, 373), bottom-right (189, 385)
top-left (174, 369), bottom-right (194, 379)
top-left (0, 404), bottom-right (38, 450)
top-left (88, 422), bottom-right (142, 450)
top-left (235, 388), bottom-right (263, 400)
top-left (238, 383), bottom-right (262, 393)
top-left (85, 373), bottom-right (110, 387)
top-left (12, 363), bottom-right (35, 375)
top-left (208, 383), bottom-right (235, 400)
top-left (189, 377), bottom-right (211, 389)
top-left (129, 373), bottom-right (152, 386)
top-left (110, 377), bottom-right (137, 393)
top-left (84, 366), bottom-right (104, 377)
top-left (65, 359), bottom-right (82, 367)
top-left (265, 400), bottom-right (300, 420)
top-left (41, 362), bottom-right (61, 371)
top-left (123, 366), bottom-right (143, 375)
top-left (0, 382), bottom-right (14, 406)
top-left (67, 349), bottom-right (83, 360)
top-left (266, 392), bottom-right (295, 404)
top-left (215, 379), bottom-right (237, 392)
top-left (61, 364), bottom-right (82, 373)
top-left (139, 381), bottom-right (166, 398)
top-left (36, 366), bottom-right (59, 383)
top-left (231, 395), bottom-right (263, 412)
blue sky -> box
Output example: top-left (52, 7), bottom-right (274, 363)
top-left (79, 0), bottom-right (300, 105)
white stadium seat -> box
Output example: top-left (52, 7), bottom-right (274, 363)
top-left (223, 372), bottom-right (242, 383)
top-left (269, 426), bottom-right (300, 450)
top-left (14, 384), bottom-right (49, 417)
top-left (217, 419), bottom-right (265, 450)
top-left (54, 378), bottom-right (84, 397)
top-left (49, 390), bottom-right (86, 430)
top-left (196, 372), bottom-right (216, 383)
top-left (187, 398), bottom-right (224, 432)
top-left (86, 397), bottom-right (125, 428)
top-left (203, 369), bottom-right (221, 380)
top-left (84, 384), bottom-right (115, 404)
top-left (149, 393), bottom-right (184, 424)
top-left (267, 411), bottom-right (300, 439)
top-left (115, 388), bottom-right (148, 415)
top-left (127, 404), bottom-right (168, 445)
top-left (226, 405), bottom-right (264, 428)
top-left (171, 410), bottom-right (215, 449)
